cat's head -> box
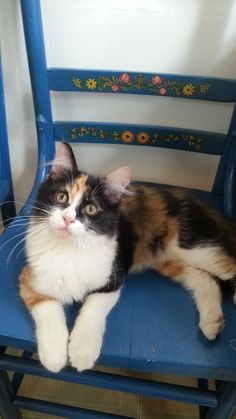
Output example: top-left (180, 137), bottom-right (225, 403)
top-left (31, 142), bottom-right (131, 239)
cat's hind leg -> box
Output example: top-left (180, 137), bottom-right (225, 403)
top-left (201, 250), bottom-right (236, 305)
top-left (156, 261), bottom-right (224, 340)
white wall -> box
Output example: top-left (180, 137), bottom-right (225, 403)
top-left (1, 0), bottom-right (236, 208)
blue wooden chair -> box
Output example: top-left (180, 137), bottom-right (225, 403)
top-left (0, 1), bottom-right (236, 418)
top-left (0, 51), bottom-right (16, 228)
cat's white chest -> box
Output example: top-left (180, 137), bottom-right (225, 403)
top-left (27, 232), bottom-right (116, 304)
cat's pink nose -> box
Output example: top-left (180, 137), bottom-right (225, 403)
top-left (63, 215), bottom-right (75, 226)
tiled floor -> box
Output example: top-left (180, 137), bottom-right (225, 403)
top-left (18, 373), bottom-right (199, 419)
top-left (5, 348), bottom-right (236, 419)
top-left (5, 349), bottom-right (201, 419)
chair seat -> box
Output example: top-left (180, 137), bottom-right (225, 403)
top-left (1, 187), bottom-right (236, 381)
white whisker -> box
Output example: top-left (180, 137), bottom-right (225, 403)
top-left (6, 223), bottom-right (49, 266)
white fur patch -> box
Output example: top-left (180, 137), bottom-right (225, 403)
top-left (68, 290), bottom-right (120, 371)
top-left (26, 222), bottom-right (117, 304)
top-left (31, 300), bottom-right (68, 372)
top-left (175, 265), bottom-right (224, 340)
top-left (167, 237), bottom-right (235, 280)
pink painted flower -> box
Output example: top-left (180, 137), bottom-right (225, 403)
top-left (152, 75), bottom-right (162, 85)
top-left (120, 73), bottom-right (130, 84)
top-left (112, 84), bottom-right (119, 92)
top-left (159, 87), bottom-right (166, 95)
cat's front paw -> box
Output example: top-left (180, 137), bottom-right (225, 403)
top-left (200, 313), bottom-right (224, 340)
top-left (68, 325), bottom-right (102, 372)
top-left (37, 326), bottom-right (69, 373)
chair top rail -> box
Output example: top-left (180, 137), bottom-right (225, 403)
top-left (48, 68), bottom-right (236, 102)
top-left (53, 121), bottom-right (226, 155)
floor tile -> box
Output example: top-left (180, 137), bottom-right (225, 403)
top-left (140, 397), bottom-right (199, 419)
top-left (18, 374), bottom-right (139, 418)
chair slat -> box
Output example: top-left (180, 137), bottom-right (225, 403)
top-left (53, 121), bottom-right (226, 155)
top-left (48, 69), bottom-right (236, 102)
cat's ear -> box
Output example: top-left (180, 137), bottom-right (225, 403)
top-left (49, 142), bottom-right (78, 178)
top-left (103, 166), bottom-right (131, 203)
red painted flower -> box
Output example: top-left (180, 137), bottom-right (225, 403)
top-left (112, 84), bottom-right (119, 92)
top-left (159, 87), bottom-right (166, 95)
top-left (120, 73), bottom-right (130, 84)
top-left (152, 75), bottom-right (162, 85)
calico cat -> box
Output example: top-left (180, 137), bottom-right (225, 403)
top-left (19, 142), bottom-right (236, 373)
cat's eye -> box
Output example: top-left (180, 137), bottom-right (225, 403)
top-left (56, 191), bottom-right (68, 204)
top-left (85, 204), bottom-right (98, 216)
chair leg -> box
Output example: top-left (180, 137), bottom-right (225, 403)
top-left (0, 370), bottom-right (22, 419)
top-left (206, 381), bottom-right (236, 419)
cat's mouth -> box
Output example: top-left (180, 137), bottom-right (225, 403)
top-left (53, 218), bottom-right (85, 238)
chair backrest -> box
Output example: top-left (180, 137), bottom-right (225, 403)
top-left (20, 0), bottom-right (236, 221)
top-left (0, 51), bottom-right (15, 225)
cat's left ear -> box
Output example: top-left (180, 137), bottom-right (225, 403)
top-left (103, 166), bottom-right (131, 203)
top-left (49, 142), bottom-right (78, 178)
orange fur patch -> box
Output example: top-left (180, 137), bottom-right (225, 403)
top-left (19, 265), bottom-right (51, 311)
top-left (162, 217), bottom-right (177, 246)
top-left (214, 254), bottom-right (236, 279)
top-left (67, 174), bottom-right (88, 202)
top-left (121, 186), bottom-right (178, 271)
top-left (156, 260), bottom-right (184, 279)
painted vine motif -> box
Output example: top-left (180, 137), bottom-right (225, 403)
top-left (66, 126), bottom-right (205, 151)
top-left (72, 73), bottom-right (210, 97)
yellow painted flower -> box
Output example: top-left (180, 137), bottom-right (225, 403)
top-left (183, 84), bottom-right (195, 96)
top-left (72, 78), bottom-right (81, 88)
top-left (86, 78), bottom-right (97, 90)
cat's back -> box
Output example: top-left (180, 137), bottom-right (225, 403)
top-left (119, 184), bottom-right (236, 264)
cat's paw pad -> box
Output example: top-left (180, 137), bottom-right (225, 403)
top-left (69, 345), bottom-right (98, 372)
top-left (37, 328), bottom-right (69, 373)
top-left (68, 329), bottom-right (101, 372)
top-left (200, 315), bottom-right (224, 340)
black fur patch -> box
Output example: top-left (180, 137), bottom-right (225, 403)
top-left (117, 214), bottom-right (136, 274)
top-left (94, 254), bottom-right (125, 294)
top-left (149, 234), bottom-right (162, 255)
top-left (94, 216), bottom-right (136, 294)
top-left (76, 175), bottom-right (120, 237)
top-left (219, 277), bottom-right (236, 299)
top-left (160, 189), bottom-right (181, 217)
top-left (32, 174), bottom-right (80, 217)
top-left (176, 196), bottom-right (223, 249)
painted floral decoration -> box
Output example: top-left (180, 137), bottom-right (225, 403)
top-left (137, 132), bottom-right (149, 144)
top-left (86, 78), bottom-right (97, 90)
top-left (72, 72), bottom-right (210, 98)
top-left (182, 84), bottom-right (195, 96)
top-left (66, 126), bottom-right (205, 151)
top-left (121, 130), bottom-right (135, 143)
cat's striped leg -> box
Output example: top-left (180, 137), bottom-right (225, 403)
top-left (69, 290), bottom-right (120, 372)
top-left (156, 261), bottom-right (224, 340)
top-left (19, 266), bottom-right (69, 372)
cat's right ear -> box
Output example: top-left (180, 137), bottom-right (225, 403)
top-left (49, 142), bottom-right (78, 178)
